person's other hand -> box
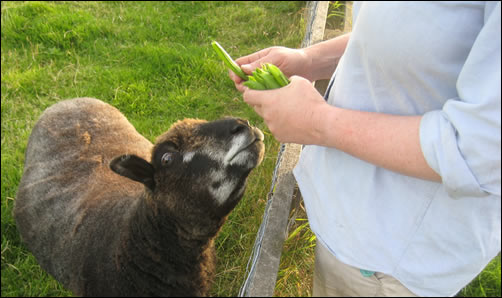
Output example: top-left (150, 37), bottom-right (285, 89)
top-left (242, 75), bottom-right (329, 145)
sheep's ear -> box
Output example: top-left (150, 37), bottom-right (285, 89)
top-left (110, 155), bottom-right (155, 191)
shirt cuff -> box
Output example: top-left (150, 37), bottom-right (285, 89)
top-left (419, 110), bottom-right (486, 199)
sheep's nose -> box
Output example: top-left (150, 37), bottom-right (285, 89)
top-left (231, 119), bottom-right (250, 135)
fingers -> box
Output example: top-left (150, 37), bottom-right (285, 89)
top-left (245, 96), bottom-right (263, 117)
top-left (240, 64), bottom-right (254, 74)
top-left (242, 84), bottom-right (283, 108)
top-left (242, 87), bottom-right (264, 107)
top-left (229, 70), bottom-right (247, 92)
top-left (229, 70), bottom-right (242, 83)
top-left (236, 48), bottom-right (276, 75)
top-left (235, 48), bottom-right (272, 67)
top-left (253, 105), bottom-right (263, 116)
top-left (235, 82), bottom-right (246, 93)
top-left (230, 47), bottom-right (297, 93)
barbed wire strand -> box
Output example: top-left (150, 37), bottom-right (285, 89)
top-left (238, 143), bottom-right (286, 297)
top-left (238, 2), bottom-right (319, 295)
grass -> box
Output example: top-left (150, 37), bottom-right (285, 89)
top-left (2, 1), bottom-right (500, 297)
top-left (458, 255), bottom-right (501, 297)
top-left (1, 1), bottom-right (305, 296)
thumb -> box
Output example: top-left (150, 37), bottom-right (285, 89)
top-left (288, 75), bottom-right (309, 83)
top-left (286, 75), bottom-right (313, 89)
top-left (241, 60), bottom-right (265, 74)
top-left (242, 86), bottom-right (270, 106)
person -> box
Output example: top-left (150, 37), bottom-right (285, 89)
top-left (229, 1), bottom-right (501, 297)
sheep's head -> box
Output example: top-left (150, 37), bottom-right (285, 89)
top-left (110, 118), bottom-right (265, 234)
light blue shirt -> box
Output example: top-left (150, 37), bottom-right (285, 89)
top-left (293, 1), bottom-right (501, 296)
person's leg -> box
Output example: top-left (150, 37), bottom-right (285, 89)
top-left (313, 240), bottom-right (417, 297)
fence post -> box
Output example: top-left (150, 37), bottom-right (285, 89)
top-left (238, 2), bottom-right (329, 296)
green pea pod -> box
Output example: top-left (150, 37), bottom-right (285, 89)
top-left (264, 63), bottom-right (289, 87)
top-left (258, 70), bottom-right (282, 89)
top-left (251, 70), bottom-right (266, 86)
top-left (243, 79), bottom-right (267, 90)
top-left (211, 41), bottom-right (248, 81)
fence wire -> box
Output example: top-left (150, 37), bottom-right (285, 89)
top-left (238, 143), bottom-right (286, 297)
top-left (238, 2), bottom-right (322, 296)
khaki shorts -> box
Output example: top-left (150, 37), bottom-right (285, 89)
top-left (313, 241), bottom-right (418, 297)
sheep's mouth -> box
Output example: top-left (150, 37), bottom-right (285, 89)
top-left (231, 138), bottom-right (260, 160)
top-left (228, 128), bottom-right (265, 164)
top-left (236, 138), bottom-right (260, 155)
top-left (243, 128), bottom-right (264, 149)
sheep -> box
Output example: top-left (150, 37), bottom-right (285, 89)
top-left (14, 97), bottom-right (265, 297)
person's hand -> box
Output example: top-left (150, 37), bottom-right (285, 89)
top-left (229, 47), bottom-right (312, 92)
top-left (242, 75), bottom-right (329, 145)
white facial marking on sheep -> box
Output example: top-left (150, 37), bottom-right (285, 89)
top-left (200, 146), bottom-right (225, 165)
top-left (229, 151), bottom-right (251, 167)
top-left (224, 134), bottom-right (247, 165)
top-left (207, 169), bottom-right (231, 205)
top-left (209, 169), bottom-right (226, 182)
top-left (209, 179), bottom-right (237, 205)
top-left (183, 152), bottom-right (195, 163)
top-left (207, 167), bottom-right (249, 206)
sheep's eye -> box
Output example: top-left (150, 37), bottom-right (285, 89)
top-left (161, 152), bottom-right (174, 166)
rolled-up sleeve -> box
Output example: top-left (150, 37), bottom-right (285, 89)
top-left (420, 2), bottom-right (501, 198)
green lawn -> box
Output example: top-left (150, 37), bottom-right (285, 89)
top-left (1, 1), bottom-right (305, 296)
top-left (1, 1), bottom-right (500, 297)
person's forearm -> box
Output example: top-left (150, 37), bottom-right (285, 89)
top-left (302, 33), bottom-right (351, 81)
top-left (315, 103), bottom-right (442, 182)
top-left (242, 75), bottom-right (440, 182)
